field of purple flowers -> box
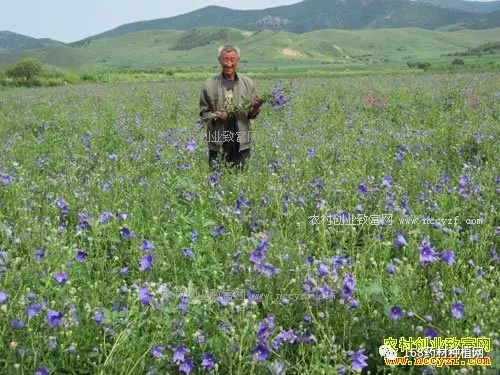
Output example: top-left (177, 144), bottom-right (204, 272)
top-left (0, 71), bottom-right (499, 374)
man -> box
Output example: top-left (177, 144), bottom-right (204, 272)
top-left (199, 44), bottom-right (262, 168)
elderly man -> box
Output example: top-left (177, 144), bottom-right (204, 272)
top-left (199, 44), bottom-right (262, 167)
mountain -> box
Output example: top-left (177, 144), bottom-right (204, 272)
top-left (421, 0), bottom-right (500, 13)
top-left (74, 0), bottom-right (500, 43)
top-left (2, 26), bottom-right (498, 70)
top-left (0, 31), bottom-right (62, 51)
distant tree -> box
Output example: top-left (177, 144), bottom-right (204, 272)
top-left (452, 58), bottom-right (464, 65)
top-left (5, 58), bottom-right (43, 83)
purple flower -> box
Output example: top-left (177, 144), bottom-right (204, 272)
top-left (382, 175), bottom-right (393, 188)
top-left (35, 248), bottom-right (45, 262)
top-left (385, 263), bottom-right (395, 275)
top-left (201, 352), bottom-right (216, 371)
top-left (251, 343), bottom-right (270, 361)
top-left (186, 139), bottom-right (196, 152)
top-left (217, 295), bottom-right (230, 307)
top-left (182, 247), bottom-right (195, 259)
top-left (140, 240), bottom-right (155, 251)
top-left (139, 286), bottom-right (153, 306)
top-left (419, 238), bottom-right (438, 265)
top-left (46, 310), bottom-right (64, 327)
top-left (451, 301), bottom-right (464, 319)
top-left (93, 310), bottom-right (104, 325)
top-left (190, 229), bottom-right (198, 243)
top-left (35, 367), bottom-right (49, 375)
top-left (116, 212), bottom-right (128, 221)
top-left (139, 254), bottom-right (153, 271)
top-left (177, 294), bottom-right (189, 312)
top-left (440, 250), bottom-right (455, 265)
top-left (27, 302), bottom-right (43, 318)
top-left (179, 358), bottom-right (195, 374)
top-left (119, 227), bottom-right (133, 239)
top-left (258, 263), bottom-right (279, 277)
top-left (151, 345), bottom-right (165, 358)
top-left (349, 348), bottom-right (368, 372)
top-left (424, 328), bottom-right (438, 339)
top-left (173, 345), bottom-right (188, 363)
top-left (211, 225), bottom-right (224, 238)
top-left (76, 251), bottom-right (88, 262)
top-left (389, 306), bottom-right (403, 320)
top-left (56, 198), bottom-right (69, 214)
top-left (53, 272), bottom-right (69, 285)
top-left (393, 234), bottom-right (407, 248)
top-left (342, 274), bottom-right (356, 299)
top-left (99, 211), bottom-right (114, 224)
top-left (10, 319), bottom-right (25, 329)
top-left (0, 291), bottom-right (8, 304)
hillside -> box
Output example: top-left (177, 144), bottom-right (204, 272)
top-left (0, 31), bottom-right (61, 51)
top-left (76, 0), bottom-right (500, 42)
top-left (1, 27), bottom-right (498, 70)
top-left (422, 0), bottom-right (500, 13)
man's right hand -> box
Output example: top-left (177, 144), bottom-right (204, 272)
top-left (214, 111), bottom-right (228, 121)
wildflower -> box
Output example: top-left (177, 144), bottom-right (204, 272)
top-left (440, 250), bottom-right (455, 264)
top-left (173, 346), bottom-right (188, 363)
top-left (139, 254), bottom-right (153, 271)
top-left (211, 225), bottom-right (224, 238)
top-left (53, 272), bottom-right (69, 285)
top-left (201, 352), bottom-right (216, 371)
top-left (419, 238), bottom-right (438, 265)
top-left (0, 291), bottom-right (8, 304)
top-left (151, 345), bottom-right (165, 358)
top-left (349, 348), bottom-right (368, 372)
top-left (46, 310), bottom-right (64, 327)
top-left (140, 240), bottom-right (155, 251)
top-left (35, 368), bottom-right (49, 375)
top-left (179, 358), bottom-right (195, 374)
top-left (451, 301), bottom-right (464, 319)
top-left (389, 306), bottom-right (403, 320)
top-left (186, 140), bottom-right (196, 152)
top-left (182, 248), bottom-right (195, 259)
top-left (10, 319), bottom-right (25, 329)
top-left (393, 234), bottom-right (407, 248)
top-left (119, 227), bottom-right (133, 239)
top-left (251, 343), bottom-right (270, 361)
top-left (76, 251), bottom-right (88, 262)
top-left (139, 286), bottom-right (153, 306)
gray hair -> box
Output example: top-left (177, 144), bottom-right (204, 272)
top-left (218, 44), bottom-right (240, 60)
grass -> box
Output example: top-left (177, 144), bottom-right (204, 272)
top-left (0, 70), bottom-right (498, 374)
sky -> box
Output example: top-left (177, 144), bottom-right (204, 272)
top-left (1, 0), bottom-right (299, 43)
top-left (1, 0), bottom-right (496, 43)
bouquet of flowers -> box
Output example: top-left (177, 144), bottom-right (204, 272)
top-left (224, 85), bottom-right (291, 117)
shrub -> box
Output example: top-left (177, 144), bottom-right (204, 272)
top-left (452, 58), bottom-right (464, 65)
top-left (5, 58), bottom-right (43, 84)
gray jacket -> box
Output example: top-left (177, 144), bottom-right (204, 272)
top-left (199, 73), bottom-right (260, 151)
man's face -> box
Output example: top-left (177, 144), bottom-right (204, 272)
top-left (219, 50), bottom-right (239, 77)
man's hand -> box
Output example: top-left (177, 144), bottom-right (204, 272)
top-left (214, 111), bottom-right (228, 121)
top-left (251, 97), bottom-right (263, 113)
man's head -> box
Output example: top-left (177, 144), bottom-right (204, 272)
top-left (218, 44), bottom-right (240, 79)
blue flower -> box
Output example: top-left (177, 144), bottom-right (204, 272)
top-left (139, 254), bottom-right (153, 271)
top-left (451, 301), bottom-right (464, 319)
top-left (151, 345), bottom-right (165, 358)
top-left (46, 310), bottom-right (64, 327)
top-left (348, 348), bottom-right (368, 372)
top-left (201, 352), bottom-right (216, 371)
top-left (251, 343), bottom-right (270, 361)
top-left (0, 291), bottom-right (8, 304)
top-left (53, 272), bottom-right (69, 285)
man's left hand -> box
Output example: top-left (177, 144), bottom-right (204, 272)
top-left (251, 97), bottom-right (263, 113)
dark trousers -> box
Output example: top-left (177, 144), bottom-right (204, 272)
top-left (209, 115), bottom-right (250, 168)
top-left (209, 147), bottom-right (250, 168)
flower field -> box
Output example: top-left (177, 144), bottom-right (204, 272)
top-left (0, 71), bottom-right (499, 374)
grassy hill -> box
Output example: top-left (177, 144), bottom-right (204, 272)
top-left (0, 31), bottom-right (62, 51)
top-left (422, 0), bottom-right (500, 13)
top-left (1, 27), bottom-right (498, 70)
top-left (77, 0), bottom-right (500, 42)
